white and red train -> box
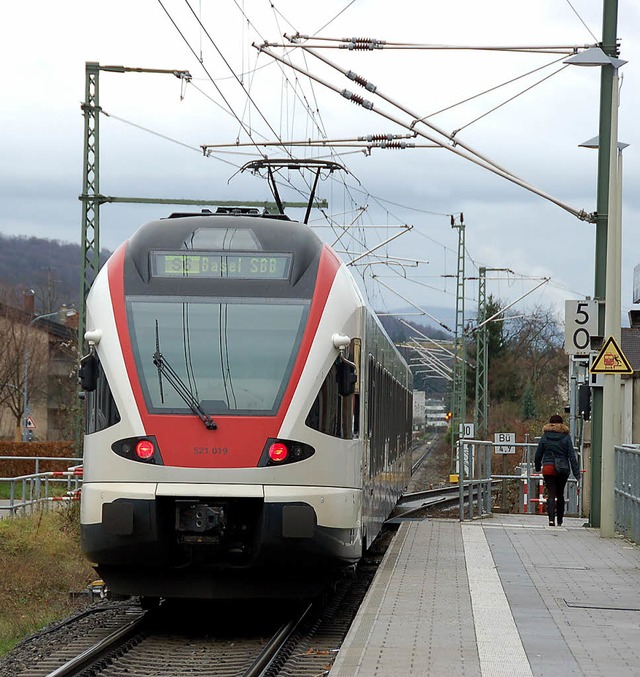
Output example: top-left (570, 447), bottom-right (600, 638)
top-left (79, 209), bottom-right (412, 599)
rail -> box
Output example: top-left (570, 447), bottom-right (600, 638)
top-left (392, 483), bottom-right (498, 520)
top-left (43, 602), bottom-right (313, 677)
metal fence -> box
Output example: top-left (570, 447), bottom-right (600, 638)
top-left (615, 444), bottom-right (640, 543)
top-left (0, 456), bottom-right (82, 517)
top-left (457, 439), bottom-right (493, 520)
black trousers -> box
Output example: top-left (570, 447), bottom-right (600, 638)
top-left (542, 472), bottom-right (569, 522)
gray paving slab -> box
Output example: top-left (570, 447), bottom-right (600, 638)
top-left (487, 515), bottom-right (640, 676)
top-left (330, 514), bottom-right (640, 676)
top-left (331, 520), bottom-right (482, 677)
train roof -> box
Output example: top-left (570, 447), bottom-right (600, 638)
top-left (127, 209), bottom-right (324, 262)
top-left (120, 210), bottom-right (332, 296)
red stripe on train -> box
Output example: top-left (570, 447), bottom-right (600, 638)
top-left (108, 243), bottom-right (341, 468)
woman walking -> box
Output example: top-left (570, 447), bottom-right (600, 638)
top-left (534, 414), bottom-right (580, 526)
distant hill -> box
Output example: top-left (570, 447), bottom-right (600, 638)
top-left (0, 234), bottom-right (110, 313)
top-left (378, 314), bottom-right (450, 343)
top-left (0, 234), bottom-right (454, 348)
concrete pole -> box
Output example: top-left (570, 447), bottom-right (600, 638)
top-left (600, 68), bottom-right (622, 537)
top-left (590, 0), bottom-right (619, 528)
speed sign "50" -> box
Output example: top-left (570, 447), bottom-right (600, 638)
top-left (564, 300), bottom-right (598, 355)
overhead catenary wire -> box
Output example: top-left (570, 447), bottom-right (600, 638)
top-left (90, 5), bottom-right (463, 325)
top-left (172, 0), bottom-right (462, 282)
top-left (564, 0), bottom-right (599, 43)
top-left (374, 277), bottom-right (454, 333)
top-left (179, 0), bottom-right (460, 251)
top-left (156, 0), bottom-right (259, 147)
top-left (288, 43), bottom-right (578, 192)
top-left (273, 34), bottom-right (596, 54)
top-left (101, 109), bottom-right (247, 170)
top-left (417, 53), bottom-right (571, 123)
top-left (347, 224), bottom-right (414, 265)
top-left (201, 133), bottom-right (428, 152)
top-left (449, 63), bottom-right (571, 137)
top-left (154, 4), bottom-right (499, 320)
top-left (181, 0), bottom-right (295, 157)
top-left (158, 0), bottom-right (329, 208)
top-left (468, 277), bottom-right (550, 334)
top-left (401, 320), bottom-right (460, 361)
top-left (255, 41), bottom-right (595, 224)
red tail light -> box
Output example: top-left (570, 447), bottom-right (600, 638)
top-left (268, 442), bottom-right (288, 463)
top-left (135, 440), bottom-right (155, 460)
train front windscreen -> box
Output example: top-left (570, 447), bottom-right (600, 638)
top-left (127, 297), bottom-right (309, 416)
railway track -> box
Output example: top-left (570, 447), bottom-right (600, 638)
top-left (391, 481), bottom-right (499, 520)
top-left (7, 553), bottom-right (388, 677)
top-left (5, 443), bottom-right (437, 677)
top-left (36, 600), bottom-right (313, 677)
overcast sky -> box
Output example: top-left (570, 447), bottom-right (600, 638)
top-left (1, 0), bottom-right (639, 331)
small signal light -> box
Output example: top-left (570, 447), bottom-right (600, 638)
top-left (135, 440), bottom-right (155, 460)
top-left (268, 442), bottom-right (288, 463)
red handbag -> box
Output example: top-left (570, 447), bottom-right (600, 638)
top-left (542, 463), bottom-right (556, 475)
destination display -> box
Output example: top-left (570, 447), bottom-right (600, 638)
top-left (152, 252), bottom-right (292, 280)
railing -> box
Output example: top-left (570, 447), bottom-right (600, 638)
top-left (0, 455), bottom-right (83, 516)
top-left (615, 445), bottom-right (640, 543)
top-left (457, 439), bottom-right (493, 520)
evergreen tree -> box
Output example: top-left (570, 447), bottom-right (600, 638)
top-left (521, 381), bottom-right (537, 420)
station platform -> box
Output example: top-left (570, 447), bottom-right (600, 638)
top-left (330, 514), bottom-right (640, 676)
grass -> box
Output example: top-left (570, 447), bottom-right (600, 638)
top-left (0, 505), bottom-right (96, 655)
top-left (0, 479), bottom-right (70, 500)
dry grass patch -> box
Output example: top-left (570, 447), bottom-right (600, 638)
top-left (0, 506), bottom-right (95, 655)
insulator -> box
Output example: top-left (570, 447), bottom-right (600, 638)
top-left (375, 141), bottom-right (412, 149)
top-left (342, 37), bottom-right (383, 50)
top-left (341, 90), bottom-right (374, 110)
top-left (362, 134), bottom-right (394, 142)
top-left (346, 37), bottom-right (383, 45)
top-left (345, 70), bottom-right (377, 93)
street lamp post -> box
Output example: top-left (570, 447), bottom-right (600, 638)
top-left (22, 309), bottom-right (77, 442)
top-left (564, 2), bottom-right (626, 530)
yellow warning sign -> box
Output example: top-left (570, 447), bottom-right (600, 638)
top-left (590, 336), bottom-right (634, 374)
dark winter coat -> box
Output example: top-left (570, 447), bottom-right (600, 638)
top-left (534, 423), bottom-right (580, 478)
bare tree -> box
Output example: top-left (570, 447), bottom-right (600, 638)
top-left (0, 306), bottom-right (50, 438)
top-left (32, 269), bottom-right (65, 315)
top-left (503, 305), bottom-right (566, 406)
top-left (470, 301), bottom-right (567, 419)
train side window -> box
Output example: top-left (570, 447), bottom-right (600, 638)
top-left (366, 354), bottom-right (412, 475)
top-left (85, 355), bottom-right (121, 434)
top-left (305, 339), bottom-right (360, 439)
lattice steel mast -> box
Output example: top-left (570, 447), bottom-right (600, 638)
top-left (78, 62), bottom-right (326, 352)
top-left (474, 266), bottom-right (488, 440)
top-left (450, 214), bottom-right (466, 470)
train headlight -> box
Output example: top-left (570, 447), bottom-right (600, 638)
top-left (112, 436), bottom-right (162, 464)
top-left (259, 438), bottom-right (315, 466)
top-left (135, 440), bottom-right (155, 460)
top-left (268, 442), bottom-right (289, 463)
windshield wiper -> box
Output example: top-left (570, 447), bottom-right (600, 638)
top-left (153, 320), bottom-right (217, 430)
